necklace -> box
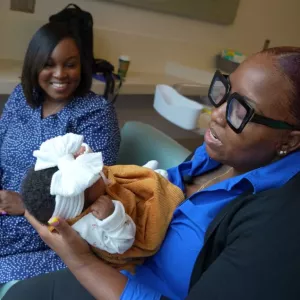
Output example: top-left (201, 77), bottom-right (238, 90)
top-left (196, 167), bottom-right (233, 192)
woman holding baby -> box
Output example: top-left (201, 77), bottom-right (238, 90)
top-left (3, 46), bottom-right (300, 300)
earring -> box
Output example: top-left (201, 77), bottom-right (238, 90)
top-left (279, 150), bottom-right (287, 156)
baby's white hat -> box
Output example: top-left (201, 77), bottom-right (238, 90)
top-left (33, 133), bottom-right (104, 220)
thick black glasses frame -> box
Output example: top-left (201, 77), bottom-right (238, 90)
top-left (208, 70), bottom-right (299, 134)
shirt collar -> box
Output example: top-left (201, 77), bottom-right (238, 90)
top-left (202, 148), bottom-right (300, 194)
top-left (243, 151), bottom-right (300, 193)
top-left (169, 143), bottom-right (300, 194)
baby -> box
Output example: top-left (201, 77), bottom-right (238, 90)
top-left (21, 133), bottom-right (184, 272)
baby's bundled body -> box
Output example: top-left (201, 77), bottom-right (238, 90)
top-left (21, 133), bottom-right (184, 272)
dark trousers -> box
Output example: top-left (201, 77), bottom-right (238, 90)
top-left (3, 269), bottom-right (95, 300)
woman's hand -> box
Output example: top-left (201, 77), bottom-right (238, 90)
top-left (0, 190), bottom-right (25, 215)
top-left (25, 211), bottom-right (128, 300)
top-left (25, 211), bottom-right (92, 266)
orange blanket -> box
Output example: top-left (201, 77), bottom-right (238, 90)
top-left (68, 164), bottom-right (185, 272)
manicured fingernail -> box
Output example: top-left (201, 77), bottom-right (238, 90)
top-left (48, 217), bottom-right (59, 226)
top-left (1, 211), bottom-right (7, 215)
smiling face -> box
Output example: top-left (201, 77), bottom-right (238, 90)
top-left (204, 54), bottom-right (296, 172)
top-left (38, 38), bottom-right (81, 103)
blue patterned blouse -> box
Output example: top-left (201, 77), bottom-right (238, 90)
top-left (0, 84), bottom-right (120, 283)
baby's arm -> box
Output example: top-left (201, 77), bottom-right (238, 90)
top-left (72, 196), bottom-right (136, 254)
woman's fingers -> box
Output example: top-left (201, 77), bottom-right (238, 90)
top-left (48, 217), bottom-right (75, 239)
top-left (27, 213), bottom-right (72, 242)
top-left (26, 211), bottom-right (91, 266)
top-left (0, 190), bottom-right (25, 215)
top-left (0, 191), bottom-right (6, 206)
top-left (26, 210), bottom-right (81, 245)
top-left (25, 210), bottom-right (58, 244)
top-left (25, 210), bottom-right (45, 229)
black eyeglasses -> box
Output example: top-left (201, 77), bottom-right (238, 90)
top-left (208, 70), bottom-right (299, 134)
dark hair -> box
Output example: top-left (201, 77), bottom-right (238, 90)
top-left (21, 22), bottom-right (92, 108)
top-left (21, 167), bottom-right (57, 224)
top-left (261, 47), bottom-right (300, 126)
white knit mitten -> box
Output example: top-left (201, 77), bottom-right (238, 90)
top-left (143, 160), bottom-right (168, 180)
top-left (143, 160), bottom-right (159, 170)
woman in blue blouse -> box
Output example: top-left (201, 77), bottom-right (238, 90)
top-left (0, 22), bottom-right (120, 283)
top-left (4, 47), bottom-right (300, 300)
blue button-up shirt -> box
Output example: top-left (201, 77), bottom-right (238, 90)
top-left (121, 144), bottom-right (300, 300)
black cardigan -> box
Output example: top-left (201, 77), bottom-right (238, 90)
top-left (181, 172), bottom-right (300, 300)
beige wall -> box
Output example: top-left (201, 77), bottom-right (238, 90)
top-left (0, 0), bottom-right (299, 73)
